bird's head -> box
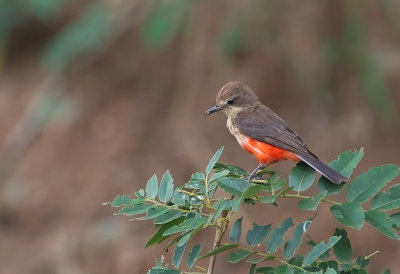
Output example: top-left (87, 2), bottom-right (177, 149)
top-left (205, 81), bottom-right (259, 116)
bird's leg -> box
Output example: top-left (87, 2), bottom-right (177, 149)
top-left (247, 163), bottom-right (268, 181)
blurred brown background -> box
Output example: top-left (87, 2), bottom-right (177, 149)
top-left (0, 0), bottom-right (399, 273)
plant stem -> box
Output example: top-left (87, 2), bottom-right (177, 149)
top-left (273, 258), bottom-right (307, 272)
top-left (207, 194), bottom-right (235, 274)
top-left (143, 198), bottom-right (211, 217)
top-left (282, 193), bottom-right (340, 206)
top-left (235, 245), bottom-right (307, 272)
top-left (365, 250), bottom-right (380, 259)
top-left (204, 175), bottom-right (212, 207)
top-left (207, 210), bottom-right (229, 274)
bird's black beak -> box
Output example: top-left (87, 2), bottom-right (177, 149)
top-left (205, 105), bottom-right (221, 115)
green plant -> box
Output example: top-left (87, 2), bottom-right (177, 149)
top-left (105, 147), bottom-right (399, 273)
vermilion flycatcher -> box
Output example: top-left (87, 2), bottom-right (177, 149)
top-left (206, 81), bottom-right (347, 184)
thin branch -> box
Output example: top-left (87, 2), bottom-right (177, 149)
top-left (282, 193), bottom-right (340, 206)
top-left (365, 250), bottom-right (380, 260)
top-left (207, 210), bottom-right (229, 274)
top-left (207, 194), bottom-right (235, 274)
top-left (142, 198), bottom-right (211, 217)
top-left (235, 245), bottom-right (307, 272)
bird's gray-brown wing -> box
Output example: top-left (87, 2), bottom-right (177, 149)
top-left (233, 105), bottom-right (317, 158)
top-left (233, 104), bottom-right (348, 184)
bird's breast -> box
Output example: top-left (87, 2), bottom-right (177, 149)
top-left (226, 117), bottom-right (248, 148)
top-left (226, 117), bottom-right (299, 164)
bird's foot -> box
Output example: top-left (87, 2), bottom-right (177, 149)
top-left (246, 174), bottom-right (254, 181)
top-left (247, 163), bottom-right (268, 181)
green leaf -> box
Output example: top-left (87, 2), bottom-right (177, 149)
top-left (198, 244), bottom-right (238, 259)
top-left (288, 255), bottom-right (303, 267)
top-left (154, 210), bottom-right (183, 224)
top-left (289, 162), bottom-right (316, 192)
top-left (146, 217), bottom-right (185, 247)
top-left (209, 170), bottom-right (230, 182)
top-left (249, 263), bottom-right (256, 274)
top-left (356, 256), bottom-right (370, 268)
top-left (324, 268), bottom-right (338, 274)
top-left (246, 257), bottom-right (269, 264)
top-left (158, 170), bottom-right (174, 203)
top-left (390, 212), bottom-right (400, 230)
top-left (284, 219), bottom-right (313, 259)
top-left (185, 172), bottom-right (205, 189)
top-left (110, 195), bottom-right (133, 207)
top-left (148, 268), bottom-right (180, 274)
top-left (346, 164), bottom-right (399, 203)
top-left (259, 172), bottom-right (286, 193)
top-left (267, 217), bottom-right (294, 253)
top-left (136, 189), bottom-right (145, 198)
top-left (212, 200), bottom-right (226, 223)
top-left (172, 240), bottom-right (187, 268)
top-left (272, 265), bottom-right (292, 274)
top-left (333, 228), bottom-right (353, 262)
top-left (246, 223), bottom-right (271, 248)
top-left (240, 184), bottom-right (262, 204)
top-left (177, 225), bottom-right (203, 247)
top-left (330, 202), bottom-right (365, 229)
top-left (303, 236), bottom-right (341, 266)
top-left (298, 191), bottom-right (327, 211)
top-left (118, 204), bottom-right (153, 216)
top-left (214, 162), bottom-right (249, 178)
top-left (217, 177), bottom-right (250, 196)
top-left (162, 235), bottom-right (183, 252)
top-left (318, 260), bottom-right (339, 272)
top-left (380, 269), bottom-right (391, 274)
top-left (259, 195), bottom-right (276, 204)
top-left (228, 250), bottom-right (254, 263)
top-left (213, 200), bottom-right (239, 222)
top-left (231, 199), bottom-right (241, 212)
top-left (229, 217), bottom-right (243, 243)
top-left (371, 183), bottom-right (400, 210)
top-left (206, 147), bottom-right (224, 175)
top-left (350, 270), bottom-right (367, 274)
top-left (137, 207), bottom-right (169, 220)
top-left (318, 149), bottom-right (364, 195)
top-left (270, 173), bottom-right (287, 193)
top-left (212, 198), bottom-right (239, 214)
top-left (163, 217), bottom-right (206, 236)
top-left (187, 243), bottom-right (202, 269)
top-left (365, 210), bottom-right (400, 239)
top-left (171, 191), bottom-right (189, 206)
top-left (145, 175), bottom-right (158, 199)
top-left (329, 148), bottom-right (365, 177)
top-left (255, 266), bottom-right (274, 273)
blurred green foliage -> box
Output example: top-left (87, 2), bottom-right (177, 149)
top-left (43, 3), bottom-right (110, 71)
top-left (139, 0), bottom-right (191, 51)
top-left (0, 0), bottom-right (398, 123)
top-left (340, 1), bottom-right (397, 123)
top-left (0, 0), bottom-right (64, 67)
top-left (0, 0), bottom-right (63, 40)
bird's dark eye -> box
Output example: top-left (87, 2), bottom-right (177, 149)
top-left (227, 98), bottom-right (235, 105)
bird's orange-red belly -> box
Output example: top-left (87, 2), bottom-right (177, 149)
top-left (239, 137), bottom-right (299, 164)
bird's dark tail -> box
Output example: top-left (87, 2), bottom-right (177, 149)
top-left (297, 153), bottom-right (347, 185)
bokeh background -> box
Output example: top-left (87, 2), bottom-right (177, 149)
top-left (0, 0), bottom-right (399, 273)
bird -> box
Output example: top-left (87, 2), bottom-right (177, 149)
top-left (205, 81), bottom-right (348, 184)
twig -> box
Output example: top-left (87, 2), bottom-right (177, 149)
top-left (207, 194), bottom-right (234, 274)
top-left (207, 209), bottom-right (229, 274)
top-left (282, 193), bottom-right (340, 206)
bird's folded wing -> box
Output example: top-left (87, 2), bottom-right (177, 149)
top-left (234, 109), bottom-right (317, 158)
